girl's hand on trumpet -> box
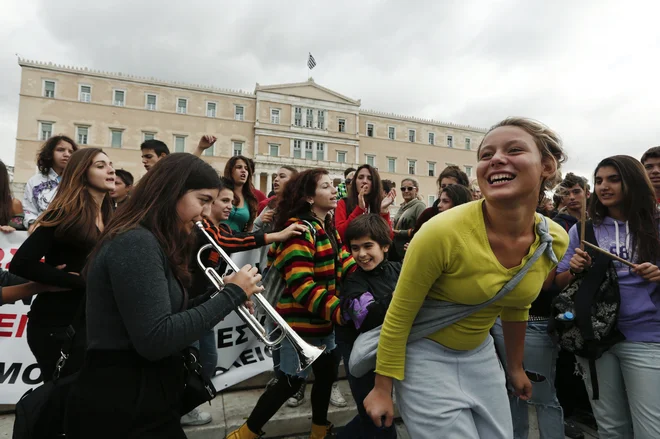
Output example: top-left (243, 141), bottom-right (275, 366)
top-left (224, 264), bottom-right (263, 298)
top-left (265, 222), bottom-right (308, 244)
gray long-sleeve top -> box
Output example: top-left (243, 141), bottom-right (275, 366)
top-left (85, 227), bottom-right (247, 361)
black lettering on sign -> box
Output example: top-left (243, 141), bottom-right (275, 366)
top-left (235, 324), bottom-right (249, 345)
top-left (0, 362), bottom-right (21, 384)
top-left (255, 346), bottom-right (265, 361)
top-left (217, 327), bottom-right (233, 348)
top-left (22, 363), bottom-right (42, 385)
top-left (240, 349), bottom-right (257, 365)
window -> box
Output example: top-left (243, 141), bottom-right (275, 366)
top-left (235, 105), bottom-right (245, 121)
top-left (316, 143), bottom-right (325, 161)
top-left (79, 85), bottom-right (91, 103)
top-left (204, 145), bottom-right (214, 156)
top-left (336, 119), bottom-right (345, 133)
top-left (464, 166), bottom-right (473, 177)
top-left (39, 122), bottom-right (53, 140)
top-left (270, 108), bottom-right (280, 124)
top-left (269, 144), bottom-right (279, 157)
top-left (113, 90), bottom-right (125, 107)
top-left (317, 110), bottom-right (325, 129)
top-left (146, 94), bottom-right (157, 110)
top-left (367, 123), bottom-right (374, 137)
top-left (337, 151), bottom-right (347, 163)
top-left (293, 140), bottom-right (302, 158)
top-left (428, 195), bottom-right (436, 206)
top-left (305, 141), bottom-right (313, 159)
top-left (233, 141), bottom-right (243, 156)
top-left (388, 157), bottom-right (396, 173)
top-left (408, 160), bottom-right (416, 175)
top-left (206, 102), bottom-right (217, 118)
top-left (428, 132), bottom-right (435, 145)
top-left (465, 138), bottom-right (471, 150)
top-left (408, 129), bottom-right (416, 143)
top-left (306, 108), bottom-right (314, 128)
top-left (111, 129), bottom-right (123, 148)
top-left (388, 126), bottom-right (396, 140)
top-left (366, 155), bottom-right (375, 167)
top-left (177, 98), bottom-right (187, 114)
top-left (428, 162), bottom-right (436, 177)
top-left (294, 107), bottom-right (302, 126)
top-left (76, 126), bottom-right (89, 145)
top-left (143, 132), bottom-right (156, 141)
top-left (43, 80), bottom-right (55, 98)
top-left (447, 135), bottom-right (453, 148)
top-left (175, 136), bottom-right (186, 153)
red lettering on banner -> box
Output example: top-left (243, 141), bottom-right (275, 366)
top-left (16, 314), bottom-right (28, 337)
top-left (0, 314), bottom-right (15, 337)
top-left (0, 314), bottom-right (29, 337)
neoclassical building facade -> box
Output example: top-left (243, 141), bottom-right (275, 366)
top-left (13, 59), bottom-right (485, 206)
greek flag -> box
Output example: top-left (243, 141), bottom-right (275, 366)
top-left (308, 53), bottom-right (317, 70)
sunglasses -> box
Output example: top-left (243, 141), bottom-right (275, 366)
top-left (400, 186), bottom-right (417, 192)
top-left (346, 179), bottom-right (352, 185)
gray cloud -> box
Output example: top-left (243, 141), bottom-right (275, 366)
top-left (2, 0), bottom-right (660, 183)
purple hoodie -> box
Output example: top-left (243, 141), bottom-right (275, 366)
top-left (557, 217), bottom-right (660, 343)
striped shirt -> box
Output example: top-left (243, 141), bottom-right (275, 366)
top-left (270, 216), bottom-right (356, 337)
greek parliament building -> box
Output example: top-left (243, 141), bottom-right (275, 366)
top-left (13, 59), bottom-right (484, 206)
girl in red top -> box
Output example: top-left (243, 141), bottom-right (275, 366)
top-left (335, 164), bottom-right (395, 244)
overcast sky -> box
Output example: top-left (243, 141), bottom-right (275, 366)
top-left (2, 0), bottom-right (660, 182)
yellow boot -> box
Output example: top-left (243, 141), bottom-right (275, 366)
top-left (225, 422), bottom-right (262, 439)
top-left (309, 422), bottom-right (335, 439)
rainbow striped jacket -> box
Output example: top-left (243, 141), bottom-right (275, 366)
top-left (269, 216), bottom-right (356, 337)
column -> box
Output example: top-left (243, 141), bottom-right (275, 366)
top-left (253, 172), bottom-right (259, 190)
top-left (266, 172), bottom-right (273, 193)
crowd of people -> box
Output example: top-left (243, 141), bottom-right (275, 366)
top-left (0, 118), bottom-right (659, 439)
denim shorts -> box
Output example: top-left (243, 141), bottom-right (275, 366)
top-left (277, 331), bottom-right (336, 379)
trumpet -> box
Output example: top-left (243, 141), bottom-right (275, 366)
top-left (195, 221), bottom-right (325, 372)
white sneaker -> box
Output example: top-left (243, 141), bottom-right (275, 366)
top-left (286, 382), bottom-right (306, 407)
top-left (181, 407), bottom-right (212, 426)
top-left (329, 382), bottom-right (347, 407)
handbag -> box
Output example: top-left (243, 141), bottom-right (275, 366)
top-left (180, 346), bottom-right (218, 415)
top-left (349, 215), bottom-right (559, 378)
top-left (13, 303), bottom-right (85, 439)
top-left (548, 220), bottom-right (624, 400)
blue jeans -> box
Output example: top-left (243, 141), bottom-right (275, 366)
top-left (577, 341), bottom-right (660, 439)
top-left (492, 319), bottom-right (564, 439)
top-left (336, 340), bottom-right (397, 439)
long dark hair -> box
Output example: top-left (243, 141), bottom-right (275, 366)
top-left (38, 148), bottom-right (113, 247)
top-left (0, 161), bottom-right (12, 226)
top-left (37, 135), bottom-right (78, 175)
top-left (346, 164), bottom-right (384, 213)
top-left (88, 154), bottom-right (221, 285)
top-left (224, 155), bottom-right (257, 231)
top-left (275, 168), bottom-right (336, 236)
top-left (268, 165), bottom-right (299, 210)
top-left (441, 184), bottom-right (473, 208)
top-left (589, 155), bottom-right (660, 264)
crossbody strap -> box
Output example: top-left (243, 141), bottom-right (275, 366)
top-left (480, 215), bottom-right (558, 307)
top-left (53, 297), bottom-right (86, 381)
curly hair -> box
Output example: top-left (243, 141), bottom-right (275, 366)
top-left (274, 168), bottom-right (335, 235)
top-left (37, 135), bottom-right (78, 175)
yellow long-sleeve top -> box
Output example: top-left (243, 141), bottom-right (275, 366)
top-left (375, 200), bottom-right (569, 381)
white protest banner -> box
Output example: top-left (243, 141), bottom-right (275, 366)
top-left (0, 239), bottom-right (273, 404)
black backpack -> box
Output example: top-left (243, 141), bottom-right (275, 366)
top-left (548, 220), bottom-right (625, 400)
